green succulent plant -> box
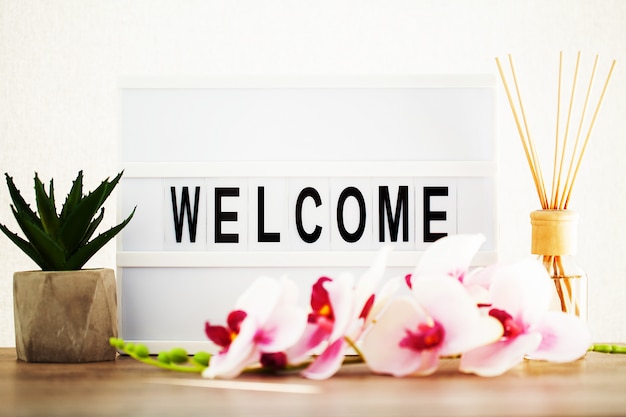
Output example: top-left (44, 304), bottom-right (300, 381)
top-left (0, 170), bottom-right (135, 271)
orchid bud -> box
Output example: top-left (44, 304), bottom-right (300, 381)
top-left (193, 351), bottom-right (211, 367)
top-left (134, 344), bottom-right (149, 358)
top-left (157, 351), bottom-right (171, 364)
top-left (169, 347), bottom-right (188, 363)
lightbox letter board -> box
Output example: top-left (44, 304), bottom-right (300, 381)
top-left (117, 76), bottom-right (497, 352)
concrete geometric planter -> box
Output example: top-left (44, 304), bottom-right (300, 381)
top-left (13, 268), bottom-right (118, 363)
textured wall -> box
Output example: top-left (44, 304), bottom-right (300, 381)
top-left (1, 0), bottom-right (625, 346)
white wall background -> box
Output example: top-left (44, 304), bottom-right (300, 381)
top-left (1, 0), bottom-right (625, 347)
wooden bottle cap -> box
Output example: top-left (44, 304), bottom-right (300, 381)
top-left (530, 210), bottom-right (578, 256)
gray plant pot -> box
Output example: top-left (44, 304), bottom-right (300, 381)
top-left (13, 268), bottom-right (118, 363)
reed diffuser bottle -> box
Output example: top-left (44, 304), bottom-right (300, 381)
top-left (497, 51), bottom-right (615, 321)
top-left (531, 210), bottom-right (587, 319)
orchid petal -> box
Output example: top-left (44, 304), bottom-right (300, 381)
top-left (361, 297), bottom-right (428, 377)
top-left (464, 285), bottom-right (491, 306)
top-left (287, 323), bottom-right (332, 364)
top-left (203, 345), bottom-right (259, 379)
top-left (354, 246), bottom-right (391, 310)
top-left (454, 315), bottom-right (504, 356)
top-left (256, 306), bottom-right (307, 353)
top-left (412, 275), bottom-right (502, 356)
top-left (460, 332), bottom-right (542, 377)
top-left (301, 338), bottom-right (346, 380)
top-left (528, 311), bottom-right (591, 362)
top-left (235, 276), bottom-right (281, 323)
top-left (413, 234), bottom-right (485, 279)
top-left (203, 319), bottom-right (260, 379)
top-left (279, 275), bottom-right (299, 301)
top-left (345, 317), bottom-right (367, 341)
top-left (365, 276), bottom-right (402, 328)
top-left (462, 265), bottom-right (498, 305)
top-left (326, 273), bottom-right (356, 342)
top-left (204, 323), bottom-right (232, 349)
top-left (413, 349), bottom-right (440, 376)
top-left (464, 264), bottom-right (497, 289)
top-left (254, 277), bottom-right (307, 352)
top-left (489, 259), bottom-right (552, 326)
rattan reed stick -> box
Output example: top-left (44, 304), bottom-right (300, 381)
top-left (563, 59), bottom-right (616, 209)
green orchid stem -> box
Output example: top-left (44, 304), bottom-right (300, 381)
top-left (111, 338), bottom-right (207, 373)
top-left (112, 337), bottom-right (367, 376)
top-left (130, 354), bottom-right (206, 373)
top-left (344, 336), bottom-right (366, 359)
top-left (589, 343), bottom-right (626, 354)
top-left (244, 354), bottom-right (364, 375)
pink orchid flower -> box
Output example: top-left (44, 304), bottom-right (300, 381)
top-left (460, 259), bottom-right (591, 377)
top-left (202, 276), bottom-right (307, 379)
top-left (361, 272), bottom-right (503, 377)
top-left (407, 234), bottom-right (493, 305)
top-left (287, 247), bottom-right (391, 380)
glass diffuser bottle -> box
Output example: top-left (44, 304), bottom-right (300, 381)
top-left (530, 210), bottom-right (587, 320)
top-left (496, 52), bottom-right (614, 323)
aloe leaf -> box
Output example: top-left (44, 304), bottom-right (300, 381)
top-left (78, 207), bottom-right (105, 249)
top-left (11, 207), bottom-right (65, 270)
top-left (0, 223), bottom-right (47, 269)
top-left (59, 175), bottom-right (115, 254)
top-left (64, 207), bottom-right (136, 270)
top-left (81, 171), bottom-right (123, 213)
top-left (49, 178), bottom-right (56, 214)
top-left (105, 171), bottom-right (124, 196)
top-left (60, 171), bottom-right (83, 222)
top-left (4, 173), bottom-right (41, 227)
top-left (34, 173), bottom-right (60, 239)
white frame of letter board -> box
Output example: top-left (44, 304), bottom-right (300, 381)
top-left (117, 75), bottom-right (498, 353)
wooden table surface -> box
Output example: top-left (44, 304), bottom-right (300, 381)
top-left (1, 348), bottom-right (625, 417)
